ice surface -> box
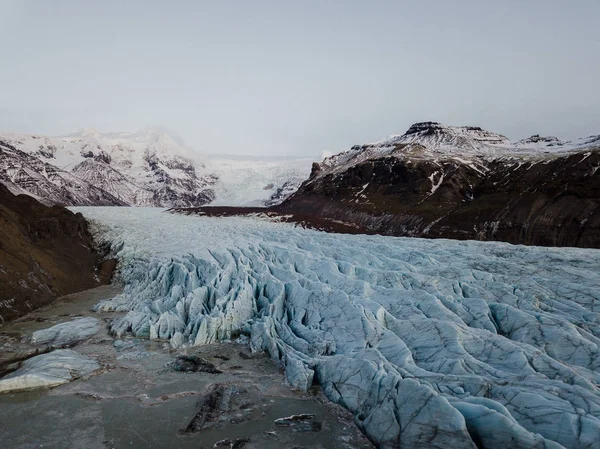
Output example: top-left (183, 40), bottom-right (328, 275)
top-left (0, 349), bottom-right (100, 393)
top-left (31, 317), bottom-right (103, 347)
top-left (203, 156), bottom-right (312, 206)
top-left (75, 207), bottom-right (600, 449)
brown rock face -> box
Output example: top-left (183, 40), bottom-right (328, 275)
top-left (278, 150), bottom-right (600, 248)
top-left (0, 184), bottom-right (114, 324)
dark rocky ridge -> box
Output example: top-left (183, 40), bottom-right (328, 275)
top-left (174, 146), bottom-right (600, 249)
top-left (278, 149), bottom-right (600, 248)
top-left (0, 184), bottom-right (114, 324)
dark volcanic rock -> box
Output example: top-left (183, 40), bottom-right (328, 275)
top-left (0, 184), bottom-right (114, 324)
top-left (183, 383), bottom-right (245, 433)
top-left (278, 151), bottom-right (600, 248)
top-left (172, 355), bottom-right (223, 373)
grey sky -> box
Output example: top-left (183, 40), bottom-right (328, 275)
top-left (1, 1), bottom-right (598, 157)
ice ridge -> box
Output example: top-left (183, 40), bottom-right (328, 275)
top-left (76, 207), bottom-right (600, 449)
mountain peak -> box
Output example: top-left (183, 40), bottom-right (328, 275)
top-left (518, 134), bottom-right (563, 145)
top-left (401, 122), bottom-right (507, 143)
top-left (403, 121), bottom-right (446, 136)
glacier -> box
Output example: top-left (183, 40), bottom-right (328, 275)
top-left (74, 207), bottom-right (600, 449)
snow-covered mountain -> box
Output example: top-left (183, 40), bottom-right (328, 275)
top-left (0, 128), bottom-right (312, 207)
top-left (0, 140), bottom-right (125, 206)
top-left (318, 121), bottom-right (600, 178)
top-left (281, 121), bottom-right (600, 247)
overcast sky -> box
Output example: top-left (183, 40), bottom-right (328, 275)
top-left (1, 1), bottom-right (598, 157)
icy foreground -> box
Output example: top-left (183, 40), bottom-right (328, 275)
top-left (31, 317), bottom-right (103, 347)
top-left (75, 207), bottom-right (600, 449)
top-left (0, 349), bottom-right (99, 393)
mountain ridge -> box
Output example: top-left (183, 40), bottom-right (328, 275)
top-left (0, 128), bottom-right (311, 207)
top-left (276, 122), bottom-right (600, 248)
top-left (317, 121), bottom-right (600, 179)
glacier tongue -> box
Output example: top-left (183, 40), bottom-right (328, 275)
top-left (74, 207), bottom-right (600, 449)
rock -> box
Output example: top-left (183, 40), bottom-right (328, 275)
top-left (184, 383), bottom-right (259, 433)
top-left (213, 438), bottom-right (250, 448)
top-left (184, 384), bottom-right (232, 433)
top-left (277, 123), bottom-right (600, 248)
top-left (0, 181), bottom-right (116, 324)
top-left (274, 414), bottom-right (322, 432)
top-left (0, 349), bottom-right (99, 393)
top-left (0, 140), bottom-right (125, 208)
top-left (172, 355), bottom-right (222, 374)
top-left (97, 258), bottom-right (117, 284)
top-left (31, 317), bottom-right (103, 347)
top-left (231, 439), bottom-right (250, 449)
top-left (238, 351), bottom-right (251, 360)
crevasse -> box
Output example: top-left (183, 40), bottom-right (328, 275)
top-left (75, 207), bottom-right (600, 449)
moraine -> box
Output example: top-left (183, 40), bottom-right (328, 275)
top-left (66, 207), bottom-right (600, 449)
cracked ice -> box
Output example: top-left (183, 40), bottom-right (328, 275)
top-left (74, 207), bottom-right (600, 449)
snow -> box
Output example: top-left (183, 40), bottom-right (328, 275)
top-left (74, 206), bottom-right (600, 449)
top-left (316, 122), bottom-right (600, 180)
top-left (428, 171), bottom-right (443, 195)
top-left (3, 122), bottom-right (597, 207)
top-left (0, 349), bottom-right (100, 393)
top-left (0, 128), bottom-right (312, 207)
top-left (0, 140), bottom-right (125, 206)
top-left (203, 156), bottom-right (312, 206)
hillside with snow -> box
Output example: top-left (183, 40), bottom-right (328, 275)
top-left (317, 121), bottom-right (600, 178)
top-left (0, 140), bottom-right (125, 206)
top-left (0, 128), bottom-right (312, 207)
top-left (280, 122), bottom-right (600, 248)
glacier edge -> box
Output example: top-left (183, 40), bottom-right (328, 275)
top-left (76, 207), bottom-right (600, 449)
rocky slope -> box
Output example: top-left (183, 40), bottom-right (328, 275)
top-left (0, 140), bottom-right (125, 206)
top-left (0, 128), bottom-right (310, 207)
top-left (0, 184), bottom-right (114, 324)
top-left (280, 122), bottom-right (600, 248)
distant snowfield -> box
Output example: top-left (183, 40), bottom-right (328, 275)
top-left (203, 156), bottom-right (312, 206)
top-left (74, 207), bottom-right (600, 449)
